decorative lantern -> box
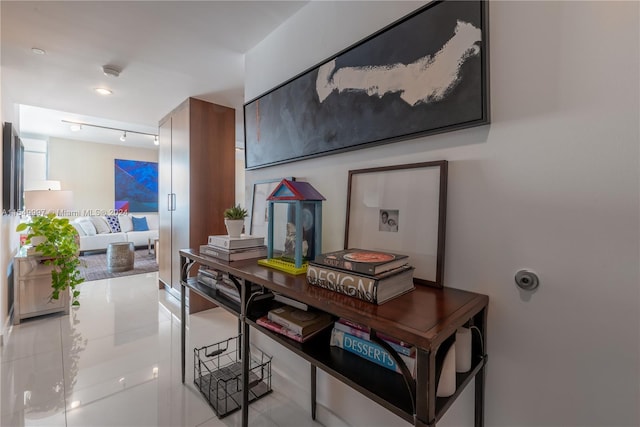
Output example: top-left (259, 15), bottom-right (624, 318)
top-left (257, 179), bottom-right (324, 274)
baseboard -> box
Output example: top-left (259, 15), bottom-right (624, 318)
top-left (1, 305), bottom-right (14, 347)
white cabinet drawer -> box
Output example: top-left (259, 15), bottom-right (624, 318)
top-left (17, 257), bottom-right (56, 277)
top-left (14, 253), bottom-right (69, 324)
top-left (18, 278), bottom-right (65, 316)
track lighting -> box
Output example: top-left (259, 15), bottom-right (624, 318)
top-left (61, 120), bottom-right (158, 145)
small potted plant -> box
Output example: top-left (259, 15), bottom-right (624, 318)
top-left (16, 213), bottom-right (84, 306)
top-left (223, 204), bottom-right (248, 238)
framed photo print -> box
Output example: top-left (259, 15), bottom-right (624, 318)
top-left (345, 161), bottom-right (448, 288)
top-left (248, 177), bottom-right (295, 242)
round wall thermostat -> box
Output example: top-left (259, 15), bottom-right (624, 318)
top-left (515, 269), bottom-right (539, 291)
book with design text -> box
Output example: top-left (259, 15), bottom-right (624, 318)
top-left (306, 263), bottom-right (415, 304)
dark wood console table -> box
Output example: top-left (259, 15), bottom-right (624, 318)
top-left (179, 249), bottom-right (488, 427)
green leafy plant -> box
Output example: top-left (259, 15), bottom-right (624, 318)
top-left (16, 213), bottom-right (84, 306)
top-left (223, 204), bottom-right (248, 220)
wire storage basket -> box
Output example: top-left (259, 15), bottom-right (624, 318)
top-left (194, 335), bottom-right (272, 417)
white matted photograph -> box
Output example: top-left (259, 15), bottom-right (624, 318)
top-left (345, 161), bottom-right (447, 287)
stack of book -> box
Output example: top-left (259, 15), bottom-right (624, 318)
top-left (256, 304), bottom-right (333, 343)
top-left (200, 234), bottom-right (267, 262)
top-left (329, 318), bottom-right (416, 377)
top-left (196, 266), bottom-right (270, 305)
top-left (334, 318), bottom-right (416, 358)
top-left (306, 248), bottom-right (415, 304)
top-left (213, 276), bottom-right (244, 304)
top-left (196, 266), bottom-right (221, 289)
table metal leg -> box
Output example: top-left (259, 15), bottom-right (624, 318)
top-left (181, 282), bottom-right (186, 384)
top-left (311, 364), bottom-right (317, 420)
top-left (241, 320), bottom-right (250, 427)
top-left (474, 307), bottom-right (488, 427)
top-left (475, 362), bottom-right (486, 427)
top-left (238, 318), bottom-right (243, 359)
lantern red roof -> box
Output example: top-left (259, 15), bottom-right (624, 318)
top-left (267, 179), bottom-right (325, 201)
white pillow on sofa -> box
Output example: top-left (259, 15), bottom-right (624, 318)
top-left (118, 215), bottom-right (133, 233)
top-left (91, 216), bottom-right (111, 234)
top-left (77, 219), bottom-right (97, 236)
top-left (71, 222), bottom-right (86, 236)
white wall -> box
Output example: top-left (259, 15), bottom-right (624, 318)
top-left (48, 137), bottom-right (158, 215)
top-left (236, 153), bottom-right (245, 207)
top-left (245, 1), bottom-right (639, 426)
top-left (0, 38), bottom-right (21, 347)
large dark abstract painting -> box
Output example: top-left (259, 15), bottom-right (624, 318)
top-left (244, 0), bottom-right (489, 169)
top-left (114, 159), bottom-right (158, 212)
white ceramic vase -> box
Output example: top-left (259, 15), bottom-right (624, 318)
top-left (224, 219), bottom-right (244, 238)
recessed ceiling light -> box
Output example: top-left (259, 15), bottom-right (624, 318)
top-left (69, 124), bottom-right (82, 132)
top-left (94, 87), bottom-right (112, 96)
top-left (31, 47), bottom-right (46, 55)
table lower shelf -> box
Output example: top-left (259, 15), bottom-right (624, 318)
top-left (183, 276), bottom-right (486, 424)
top-left (248, 317), bottom-right (486, 424)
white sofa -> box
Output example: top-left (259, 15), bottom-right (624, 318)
top-left (72, 213), bottom-right (159, 254)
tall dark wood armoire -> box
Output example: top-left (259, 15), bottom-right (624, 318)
top-left (158, 97), bottom-right (235, 313)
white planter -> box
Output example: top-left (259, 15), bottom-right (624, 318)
top-left (224, 219), bottom-right (244, 238)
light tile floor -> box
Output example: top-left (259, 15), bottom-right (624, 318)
top-left (1, 272), bottom-right (323, 427)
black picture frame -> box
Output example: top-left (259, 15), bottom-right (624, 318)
top-left (345, 161), bottom-right (448, 288)
top-left (3, 122), bottom-right (24, 213)
top-left (244, 0), bottom-right (489, 169)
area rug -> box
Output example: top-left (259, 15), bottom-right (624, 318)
top-left (78, 248), bottom-right (158, 282)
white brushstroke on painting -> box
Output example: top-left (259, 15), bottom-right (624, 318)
top-left (316, 20), bottom-right (482, 106)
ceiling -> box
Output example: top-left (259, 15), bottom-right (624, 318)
top-left (1, 1), bottom-right (308, 149)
